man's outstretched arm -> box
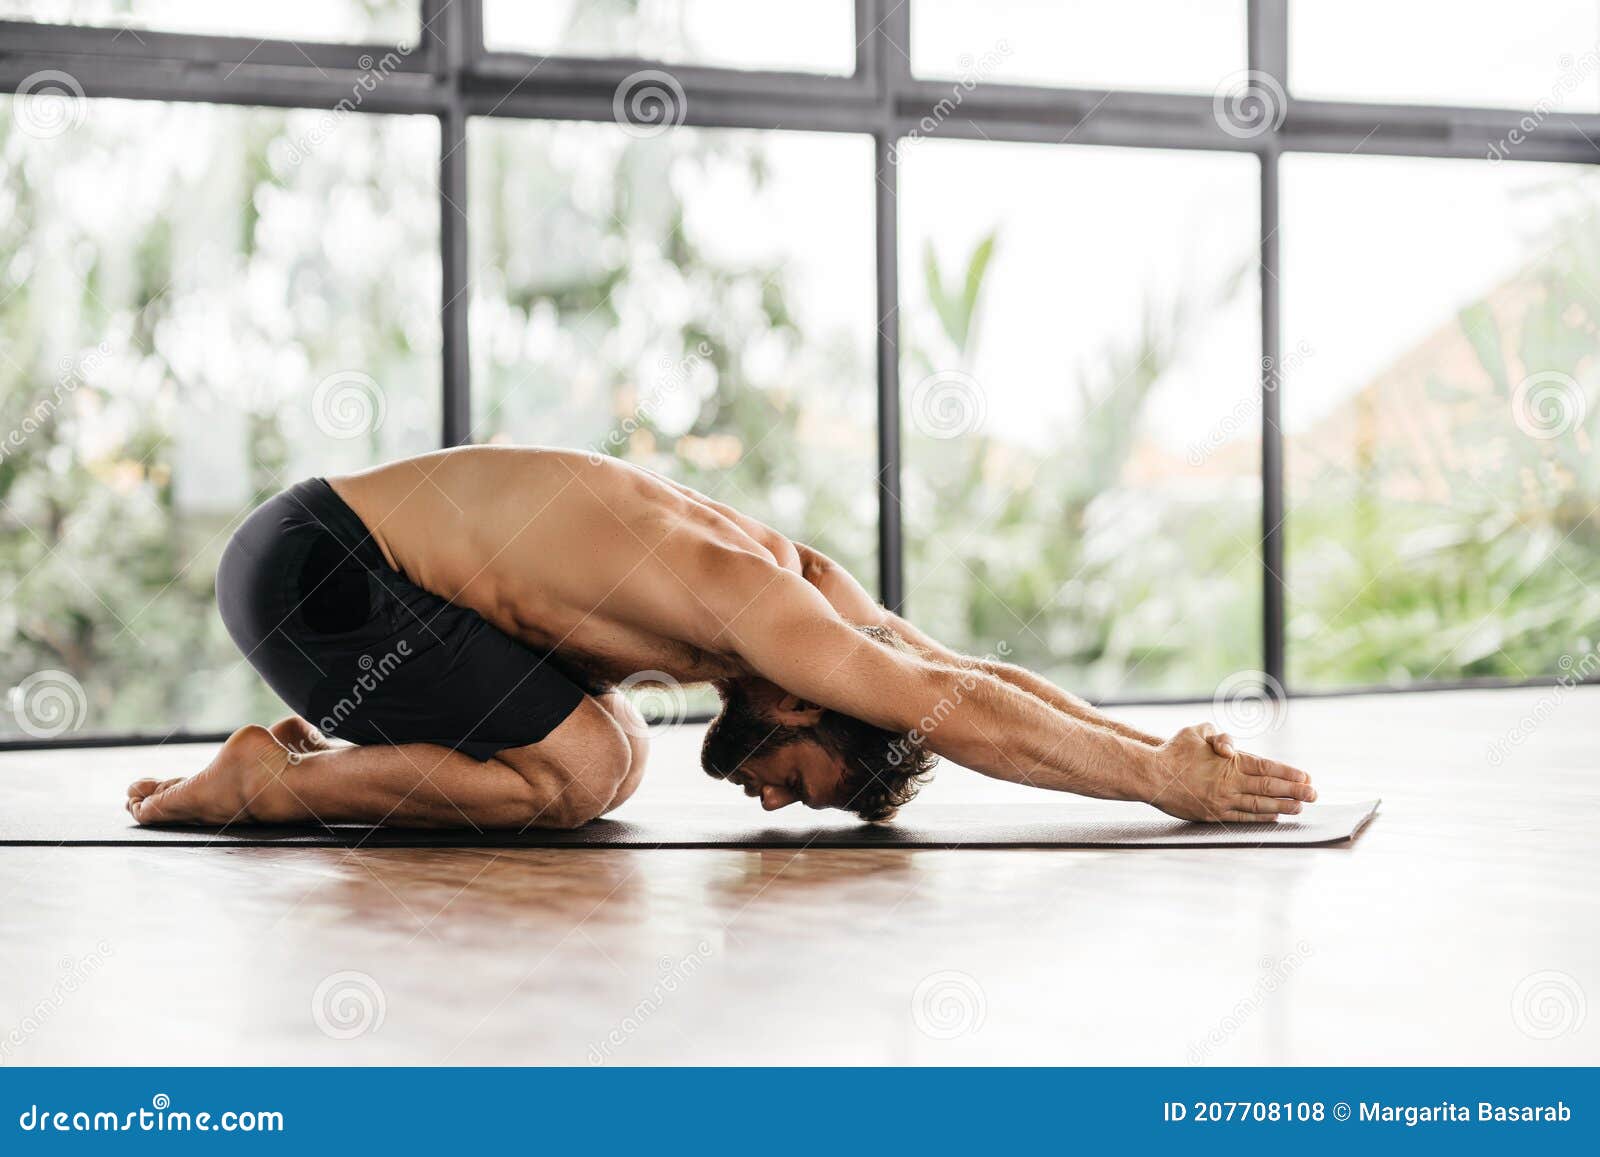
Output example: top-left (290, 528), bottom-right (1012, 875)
top-left (792, 543), bottom-right (1164, 746)
top-left (718, 560), bottom-right (1314, 823)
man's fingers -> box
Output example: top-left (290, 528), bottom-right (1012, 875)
top-left (1216, 810), bottom-right (1280, 824)
top-left (1240, 774), bottom-right (1317, 802)
top-left (1239, 751), bottom-right (1312, 784)
top-left (1236, 794), bottom-right (1303, 815)
top-left (1208, 731), bottom-right (1237, 758)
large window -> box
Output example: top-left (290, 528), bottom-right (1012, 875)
top-left (482, 0), bottom-right (856, 74)
top-left (0, 0), bottom-right (419, 42)
top-left (1290, 0), bottom-right (1600, 112)
top-left (899, 142), bottom-right (1260, 697)
top-left (1282, 156), bottom-right (1600, 687)
top-left (2, 1), bottom-right (1596, 744)
top-left (467, 123), bottom-right (878, 582)
top-left (0, 100), bottom-right (439, 738)
top-left (911, 0), bottom-right (1246, 93)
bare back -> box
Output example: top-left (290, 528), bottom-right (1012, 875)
top-left (327, 447), bottom-right (802, 685)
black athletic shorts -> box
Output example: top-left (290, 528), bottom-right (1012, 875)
top-left (216, 478), bottom-right (586, 760)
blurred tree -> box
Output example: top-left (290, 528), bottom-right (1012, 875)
top-left (903, 231), bottom-right (1259, 696)
top-left (0, 104), bottom-right (438, 737)
top-left (1288, 183), bottom-right (1600, 687)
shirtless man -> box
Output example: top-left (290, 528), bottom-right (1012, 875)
top-left (125, 447), bottom-right (1316, 830)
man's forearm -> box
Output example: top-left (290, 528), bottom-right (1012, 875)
top-left (918, 667), bottom-right (1161, 803)
top-left (774, 553), bottom-right (1165, 765)
top-left (888, 608), bottom-right (1165, 747)
top-left (975, 660), bottom-right (1164, 746)
top-left (799, 554), bottom-right (1163, 748)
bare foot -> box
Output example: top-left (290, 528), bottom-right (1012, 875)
top-left (268, 714), bottom-right (332, 755)
top-left (126, 724), bottom-right (289, 826)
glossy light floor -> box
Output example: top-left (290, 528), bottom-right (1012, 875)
top-left (0, 688), bottom-right (1594, 1066)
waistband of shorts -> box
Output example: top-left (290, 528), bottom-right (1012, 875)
top-left (283, 477), bottom-right (388, 571)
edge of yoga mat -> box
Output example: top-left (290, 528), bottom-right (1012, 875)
top-left (0, 799), bottom-right (1381, 849)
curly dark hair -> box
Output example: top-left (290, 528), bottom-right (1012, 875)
top-left (700, 627), bottom-right (938, 822)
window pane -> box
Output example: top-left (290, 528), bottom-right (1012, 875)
top-left (468, 122), bottom-right (877, 594)
top-left (0, 101), bottom-right (440, 740)
top-left (0, 0), bottom-right (418, 42)
top-left (1281, 155), bottom-right (1600, 688)
top-left (900, 141), bottom-right (1261, 698)
top-left (483, 0), bottom-right (856, 74)
top-left (1291, 0), bottom-right (1600, 112)
top-left (911, 0), bottom-right (1246, 94)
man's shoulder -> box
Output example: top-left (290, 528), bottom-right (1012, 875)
top-left (680, 536), bottom-right (795, 597)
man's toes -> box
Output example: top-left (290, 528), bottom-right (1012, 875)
top-left (126, 777), bottom-right (178, 807)
top-left (129, 785), bottom-right (165, 822)
top-left (128, 776), bottom-right (191, 823)
top-left (128, 789), bottom-right (160, 823)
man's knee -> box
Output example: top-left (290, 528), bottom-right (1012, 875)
top-left (495, 697), bottom-right (634, 828)
top-left (592, 694), bottom-right (649, 814)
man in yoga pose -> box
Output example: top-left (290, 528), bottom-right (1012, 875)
top-left (126, 447), bottom-right (1316, 830)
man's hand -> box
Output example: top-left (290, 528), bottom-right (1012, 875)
top-left (1146, 723), bottom-right (1317, 823)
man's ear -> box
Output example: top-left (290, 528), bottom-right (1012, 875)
top-left (773, 693), bottom-right (825, 726)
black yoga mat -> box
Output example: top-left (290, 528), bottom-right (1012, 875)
top-left (0, 800), bottom-right (1380, 849)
